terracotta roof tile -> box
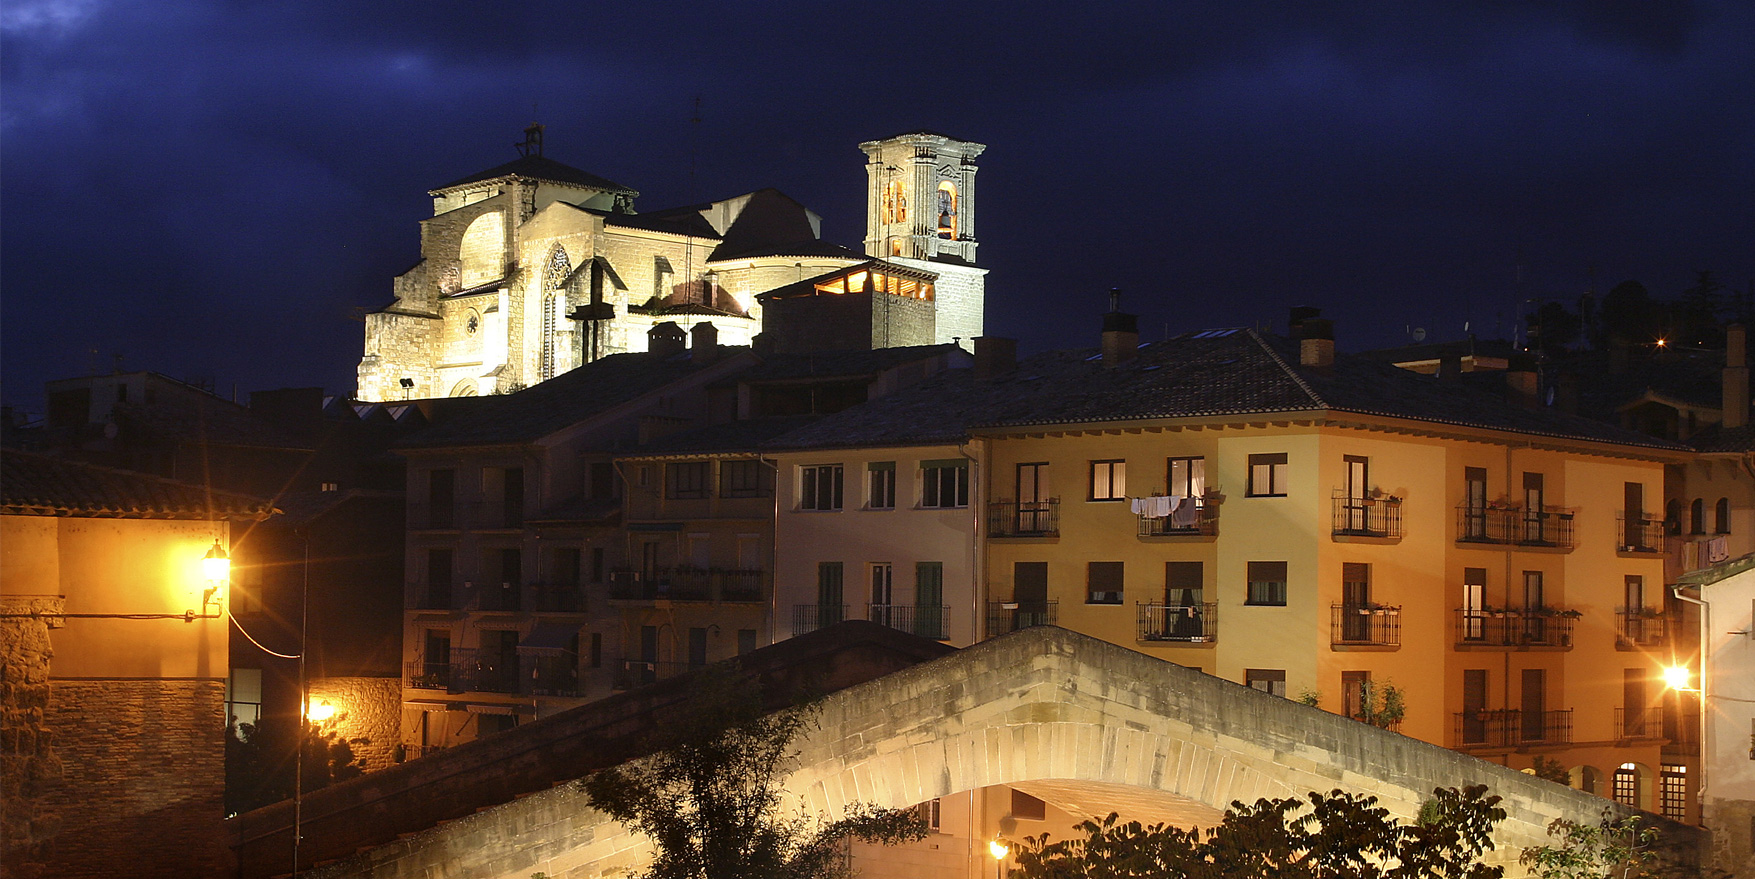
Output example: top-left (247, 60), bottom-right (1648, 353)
top-left (2, 450), bottom-right (275, 519)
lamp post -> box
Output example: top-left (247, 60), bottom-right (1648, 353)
top-left (988, 838), bottom-right (1009, 879)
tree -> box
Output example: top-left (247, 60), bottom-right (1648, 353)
top-left (1520, 811), bottom-right (1721, 879)
top-left (225, 717), bottom-right (365, 815)
top-left (1353, 679), bottom-right (1407, 730)
top-left (1012, 785), bottom-right (1506, 879)
top-left (583, 670), bottom-right (927, 879)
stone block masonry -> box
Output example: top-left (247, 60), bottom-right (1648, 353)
top-left (36, 679), bottom-right (231, 878)
top-left (306, 676), bottom-right (401, 774)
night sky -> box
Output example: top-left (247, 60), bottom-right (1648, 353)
top-left (4, 1), bottom-right (1751, 416)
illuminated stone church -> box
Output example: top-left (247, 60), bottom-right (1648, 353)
top-left (356, 128), bottom-right (986, 401)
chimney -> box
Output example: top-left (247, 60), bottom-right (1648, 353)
top-left (1298, 318), bottom-right (1335, 368)
top-left (690, 321), bottom-right (720, 364)
top-left (648, 321), bottom-right (687, 358)
top-left (974, 336), bottom-right (1017, 380)
top-left (1505, 352), bottom-right (1540, 409)
top-left (1437, 353), bottom-right (1463, 382)
top-left (1288, 305), bottom-right (1322, 337)
top-left (1101, 289), bottom-right (1139, 368)
top-left (1726, 324), bottom-right (1749, 429)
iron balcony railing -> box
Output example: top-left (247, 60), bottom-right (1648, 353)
top-left (986, 600), bottom-right (1058, 636)
top-left (1453, 708), bottom-right (1574, 749)
top-left (449, 648), bottom-right (520, 694)
top-left (608, 568), bottom-right (764, 602)
top-left (1616, 608), bottom-right (1667, 647)
top-left (530, 581), bottom-right (586, 613)
top-left (988, 499), bottom-right (1060, 537)
top-left (1137, 602), bottom-right (1217, 643)
top-left (525, 655), bottom-right (583, 698)
top-left (612, 658), bottom-right (692, 691)
top-left (1453, 608), bottom-right (1576, 648)
top-left (1136, 497), bottom-right (1218, 537)
top-left (400, 744), bottom-right (446, 761)
top-left (1331, 493), bottom-right (1403, 539)
top-left (1330, 604), bottom-right (1402, 647)
top-left (410, 582), bottom-right (453, 611)
top-left (404, 659), bottom-right (451, 690)
top-left (407, 502), bottom-right (458, 530)
top-left (1617, 513), bottom-right (1665, 553)
top-left (867, 604), bottom-right (951, 641)
top-left (792, 604), bottom-right (850, 636)
top-left (1454, 504), bottom-right (1576, 548)
top-left (471, 581), bottom-right (523, 612)
top-left (1615, 707), bottom-right (1665, 740)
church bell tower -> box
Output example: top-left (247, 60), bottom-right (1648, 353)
top-left (861, 132), bottom-right (985, 264)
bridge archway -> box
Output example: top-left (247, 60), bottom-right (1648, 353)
top-left (309, 627), bottom-right (1649, 879)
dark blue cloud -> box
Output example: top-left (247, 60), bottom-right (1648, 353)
top-left (3, 0), bottom-right (1751, 413)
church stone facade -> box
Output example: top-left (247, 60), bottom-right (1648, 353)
top-left (356, 128), bottom-right (987, 402)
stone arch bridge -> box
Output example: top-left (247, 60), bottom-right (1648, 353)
top-left (253, 625), bottom-right (1657, 879)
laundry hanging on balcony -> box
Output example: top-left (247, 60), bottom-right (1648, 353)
top-left (1130, 495), bottom-right (1177, 518)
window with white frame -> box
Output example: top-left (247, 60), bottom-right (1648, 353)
top-left (921, 459), bottom-right (968, 509)
top-left (800, 464), bottom-right (844, 511)
top-left (868, 462), bottom-right (896, 509)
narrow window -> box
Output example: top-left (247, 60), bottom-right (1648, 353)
top-left (1716, 497), bottom-right (1731, 534)
top-left (817, 562), bottom-right (844, 625)
top-left (1342, 670), bottom-right (1371, 721)
top-left (1167, 457), bottom-right (1205, 497)
top-left (589, 632), bottom-right (602, 668)
top-left (868, 462), bottom-right (896, 509)
top-left (1247, 453), bottom-right (1288, 497)
top-left (1246, 561), bottom-right (1287, 606)
top-left (1463, 467), bottom-right (1489, 540)
top-left (1691, 498), bottom-right (1706, 534)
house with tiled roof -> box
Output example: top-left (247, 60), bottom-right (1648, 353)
top-left (356, 126), bottom-right (988, 401)
top-left (760, 302), bottom-right (1698, 825)
top-left (1, 451), bottom-right (272, 877)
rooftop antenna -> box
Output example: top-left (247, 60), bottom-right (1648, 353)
top-left (516, 121), bottom-right (544, 158)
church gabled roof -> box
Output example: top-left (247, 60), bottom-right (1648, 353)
top-left (431, 154), bottom-right (637, 196)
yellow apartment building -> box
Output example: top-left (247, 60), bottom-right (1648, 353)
top-left (971, 317), bottom-right (1692, 816)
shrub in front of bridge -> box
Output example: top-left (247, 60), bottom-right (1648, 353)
top-left (1011, 784), bottom-right (1506, 879)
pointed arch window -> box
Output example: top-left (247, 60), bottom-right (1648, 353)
top-left (935, 182), bottom-right (957, 239)
top-left (540, 245), bottom-right (572, 381)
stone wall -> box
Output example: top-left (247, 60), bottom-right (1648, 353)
top-left (1, 598), bottom-right (62, 879)
top-left (37, 679), bottom-right (231, 878)
top-left (1706, 797), bottom-right (1755, 877)
top-left (306, 676), bottom-right (402, 774)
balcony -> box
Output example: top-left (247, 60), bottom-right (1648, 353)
top-left (986, 600), bottom-right (1057, 635)
top-left (408, 502), bottom-right (458, 530)
top-left (525, 655), bottom-right (583, 697)
top-left (612, 658), bottom-right (693, 691)
top-left (988, 499), bottom-right (1060, 537)
top-left (531, 581), bottom-right (586, 613)
top-left (867, 604), bottom-right (950, 640)
top-left (1136, 496), bottom-right (1217, 537)
top-left (1617, 514), bottom-right (1664, 554)
top-left (450, 648), bottom-right (519, 694)
top-left (410, 582), bottom-right (454, 611)
top-left (1331, 493), bottom-right (1403, 540)
top-left (1137, 602), bottom-right (1216, 643)
top-left (471, 581), bottom-right (523, 612)
top-left (1453, 708), bottom-right (1574, 749)
top-left (1616, 608), bottom-right (1667, 648)
top-left (1454, 504), bottom-right (1576, 549)
top-left (1453, 608), bottom-right (1577, 649)
top-left (792, 604), bottom-right (849, 636)
top-left (1330, 604), bottom-right (1401, 648)
top-left (608, 568), bottom-right (763, 603)
top-left (404, 659), bottom-right (451, 690)
top-left (1615, 707), bottom-right (1665, 741)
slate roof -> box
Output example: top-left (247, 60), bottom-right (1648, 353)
top-left (1682, 423), bottom-right (1755, 453)
top-left (2, 450), bottom-right (275, 519)
top-left (398, 350), bottom-right (753, 448)
top-left (111, 398), bottom-right (312, 450)
top-left (623, 415), bottom-right (823, 457)
top-left (768, 329), bottom-right (1689, 453)
top-left (731, 344), bottom-right (963, 384)
top-left (433, 155), bottom-right (637, 196)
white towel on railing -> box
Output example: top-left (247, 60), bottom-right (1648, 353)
top-left (1132, 496), bottom-right (1174, 518)
top-left (1709, 535), bottom-right (1730, 563)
